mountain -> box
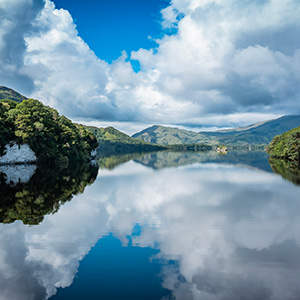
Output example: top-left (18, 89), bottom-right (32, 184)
top-left (86, 125), bottom-right (212, 157)
top-left (132, 115), bottom-right (300, 146)
top-left (85, 126), bottom-right (167, 155)
top-left (132, 125), bottom-right (215, 145)
top-left (0, 86), bottom-right (27, 102)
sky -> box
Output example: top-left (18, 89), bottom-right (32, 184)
top-left (53, 0), bottom-right (170, 64)
top-left (1, 0), bottom-right (300, 134)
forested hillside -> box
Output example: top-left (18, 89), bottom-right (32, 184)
top-left (266, 126), bottom-right (300, 166)
top-left (0, 98), bottom-right (98, 166)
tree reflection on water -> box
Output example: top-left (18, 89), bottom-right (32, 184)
top-left (0, 162), bottom-right (99, 225)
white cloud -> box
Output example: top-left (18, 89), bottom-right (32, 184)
top-left (1, 0), bottom-right (300, 129)
top-left (130, 0), bottom-right (300, 125)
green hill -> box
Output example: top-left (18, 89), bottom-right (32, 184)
top-left (0, 96), bottom-right (98, 166)
top-left (132, 125), bottom-right (214, 145)
top-left (85, 126), bottom-right (166, 155)
top-left (266, 126), bottom-right (300, 166)
top-left (0, 86), bottom-right (27, 102)
top-left (132, 116), bottom-right (300, 146)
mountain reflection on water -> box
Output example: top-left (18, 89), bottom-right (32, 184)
top-left (98, 150), bottom-right (273, 172)
top-left (0, 151), bottom-right (300, 300)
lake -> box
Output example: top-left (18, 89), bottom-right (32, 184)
top-left (1, 151), bottom-right (300, 300)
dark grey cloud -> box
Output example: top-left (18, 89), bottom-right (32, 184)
top-left (0, 0), bottom-right (45, 95)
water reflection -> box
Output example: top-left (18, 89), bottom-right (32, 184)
top-left (98, 150), bottom-right (272, 172)
top-left (0, 152), bottom-right (300, 299)
top-left (134, 150), bottom-right (272, 172)
top-left (0, 162), bottom-right (98, 224)
top-left (269, 157), bottom-right (300, 186)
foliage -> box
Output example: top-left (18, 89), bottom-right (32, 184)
top-left (0, 98), bottom-right (98, 165)
top-left (0, 162), bottom-right (99, 225)
top-left (266, 126), bottom-right (300, 166)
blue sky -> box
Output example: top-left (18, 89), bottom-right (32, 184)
top-left (53, 0), bottom-right (169, 63)
top-left (1, 0), bottom-right (300, 134)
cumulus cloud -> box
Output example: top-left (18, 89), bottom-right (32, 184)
top-left (131, 0), bottom-right (300, 125)
top-left (1, 0), bottom-right (300, 128)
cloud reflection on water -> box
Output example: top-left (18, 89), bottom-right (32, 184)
top-left (0, 159), bottom-right (300, 299)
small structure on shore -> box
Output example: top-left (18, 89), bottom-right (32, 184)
top-left (217, 145), bottom-right (228, 154)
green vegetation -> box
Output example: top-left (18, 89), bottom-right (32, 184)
top-left (132, 125), bottom-right (214, 145)
top-left (0, 98), bottom-right (98, 165)
top-left (86, 126), bottom-right (212, 158)
top-left (133, 116), bottom-right (300, 146)
top-left (0, 162), bottom-right (99, 225)
top-left (266, 126), bottom-right (300, 166)
top-left (86, 126), bottom-right (167, 155)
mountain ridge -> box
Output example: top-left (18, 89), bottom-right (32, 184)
top-left (0, 86), bottom-right (27, 103)
top-left (132, 115), bottom-right (300, 146)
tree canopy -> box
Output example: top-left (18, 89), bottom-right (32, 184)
top-left (266, 126), bottom-right (300, 166)
top-left (0, 98), bottom-right (98, 165)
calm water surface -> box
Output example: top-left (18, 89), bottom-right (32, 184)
top-left (1, 151), bottom-right (300, 300)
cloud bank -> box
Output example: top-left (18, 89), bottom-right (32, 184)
top-left (1, 0), bottom-right (300, 128)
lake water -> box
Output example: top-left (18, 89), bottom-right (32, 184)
top-left (1, 151), bottom-right (300, 300)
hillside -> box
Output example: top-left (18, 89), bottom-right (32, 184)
top-left (86, 126), bottom-right (212, 156)
top-left (0, 86), bottom-right (27, 102)
top-left (85, 126), bottom-right (167, 155)
top-left (132, 115), bottom-right (300, 146)
top-left (132, 125), bottom-right (215, 145)
top-left (266, 126), bottom-right (300, 166)
top-left (0, 97), bottom-right (98, 166)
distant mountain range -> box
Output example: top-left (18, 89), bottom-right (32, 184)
top-left (132, 115), bottom-right (300, 146)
